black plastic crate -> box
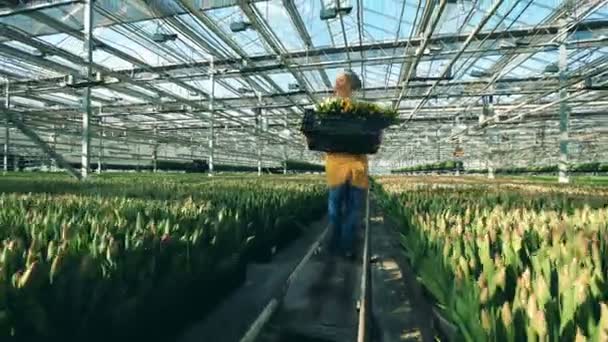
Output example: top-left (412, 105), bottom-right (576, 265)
top-left (300, 109), bottom-right (392, 154)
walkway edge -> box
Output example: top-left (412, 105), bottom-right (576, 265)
top-left (239, 224), bottom-right (330, 342)
top-left (357, 187), bottom-right (371, 342)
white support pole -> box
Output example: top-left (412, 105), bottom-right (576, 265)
top-left (257, 91), bottom-right (262, 177)
top-left (483, 94), bottom-right (495, 179)
top-left (153, 126), bottom-right (158, 173)
top-left (97, 116), bottom-right (102, 174)
top-left (81, 0), bottom-right (93, 179)
top-left (208, 56), bottom-right (215, 176)
top-left (558, 19), bottom-right (570, 184)
top-left (436, 128), bottom-right (440, 161)
top-left (51, 125), bottom-right (57, 172)
top-left (283, 112), bottom-right (288, 174)
top-left (136, 143), bottom-right (141, 172)
top-left (3, 81), bottom-right (9, 174)
top-left (152, 145), bottom-right (158, 173)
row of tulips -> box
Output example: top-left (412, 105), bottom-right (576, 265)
top-left (0, 172), bottom-right (326, 199)
top-left (374, 177), bottom-right (608, 341)
top-left (379, 175), bottom-right (608, 197)
top-left (0, 174), bottom-right (327, 341)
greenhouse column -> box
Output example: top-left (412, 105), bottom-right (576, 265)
top-left (152, 127), bottom-right (158, 173)
top-left (3, 82), bottom-right (9, 174)
top-left (3, 118), bottom-right (7, 174)
top-left (483, 95), bottom-right (495, 180)
top-left (51, 127), bottom-right (57, 172)
top-left (97, 117), bottom-right (103, 174)
top-left (283, 112), bottom-right (287, 174)
top-left (436, 129), bottom-right (440, 161)
top-left (208, 56), bottom-right (215, 176)
top-left (257, 92), bottom-right (262, 177)
top-left (96, 138), bottom-right (102, 173)
top-left (152, 146), bottom-right (158, 172)
top-left (558, 19), bottom-right (570, 184)
top-left (81, 0), bottom-right (93, 179)
top-left (136, 144), bottom-right (140, 172)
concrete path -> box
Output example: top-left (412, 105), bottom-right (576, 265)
top-left (178, 217), bottom-right (328, 342)
top-left (257, 229), bottom-right (363, 342)
top-left (179, 199), bottom-right (438, 342)
top-left (257, 199), bottom-right (437, 342)
top-left (368, 202), bottom-right (436, 342)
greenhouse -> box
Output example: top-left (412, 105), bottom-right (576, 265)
top-left (0, 0), bottom-right (607, 341)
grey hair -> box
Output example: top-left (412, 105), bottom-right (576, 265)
top-left (343, 70), bottom-right (362, 91)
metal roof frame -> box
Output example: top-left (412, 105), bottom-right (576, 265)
top-left (0, 0), bottom-right (606, 177)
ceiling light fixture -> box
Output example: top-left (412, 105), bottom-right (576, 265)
top-left (152, 33), bottom-right (178, 43)
top-left (230, 21), bottom-right (252, 33)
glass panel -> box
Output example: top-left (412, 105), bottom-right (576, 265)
top-left (178, 14), bottom-right (240, 58)
top-left (266, 73), bottom-right (298, 93)
top-left (254, 1), bottom-right (304, 51)
top-left (205, 6), bottom-right (270, 55)
top-left (183, 80), bottom-right (238, 98)
top-left (363, 65), bottom-right (390, 88)
top-left (12, 97), bottom-right (47, 108)
top-left (295, 0), bottom-right (332, 47)
top-left (92, 88), bottom-right (145, 104)
top-left (95, 26), bottom-right (176, 67)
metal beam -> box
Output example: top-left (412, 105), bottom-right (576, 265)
top-left (282, 0), bottom-right (332, 88)
top-left (23, 10), bottom-right (303, 150)
top-left (394, 0), bottom-right (446, 109)
top-left (282, 111), bottom-right (287, 174)
top-left (81, 0), bottom-right (93, 179)
top-left (257, 92), bottom-right (262, 176)
top-left (446, 1), bottom-right (608, 134)
top-left (558, 19), bottom-right (570, 184)
top-left (98, 118), bottom-right (103, 174)
top-left (400, 0), bottom-right (505, 124)
top-left (0, 0), bottom-right (81, 18)
top-left (238, 0), bottom-right (318, 105)
top-left (484, 92), bottom-right (495, 179)
top-left (209, 56), bottom-right (215, 175)
top-left (449, 56), bottom-right (608, 139)
top-left (3, 81), bottom-right (8, 173)
top-left (396, 0), bottom-right (434, 86)
top-left (175, 0), bottom-right (306, 113)
top-left (9, 73), bottom-right (568, 111)
top-left (4, 38), bottom-right (608, 92)
top-left (2, 109), bottom-right (81, 179)
top-left (0, 43), bottom-right (78, 75)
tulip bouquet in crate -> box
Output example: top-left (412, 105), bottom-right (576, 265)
top-left (300, 97), bottom-right (398, 154)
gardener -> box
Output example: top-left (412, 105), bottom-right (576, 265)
top-left (325, 71), bottom-right (367, 259)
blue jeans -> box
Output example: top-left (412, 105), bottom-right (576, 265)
top-left (328, 182), bottom-right (366, 254)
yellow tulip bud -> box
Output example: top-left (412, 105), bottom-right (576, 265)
top-left (501, 302), bottom-right (513, 327)
top-left (481, 309), bottom-right (491, 333)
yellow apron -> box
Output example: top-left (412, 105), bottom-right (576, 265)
top-left (325, 153), bottom-right (369, 189)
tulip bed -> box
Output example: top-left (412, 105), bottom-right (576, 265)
top-left (375, 177), bottom-right (608, 341)
top-left (0, 173), bottom-right (327, 341)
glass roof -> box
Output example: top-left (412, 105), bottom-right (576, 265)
top-left (0, 0), bottom-right (605, 168)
